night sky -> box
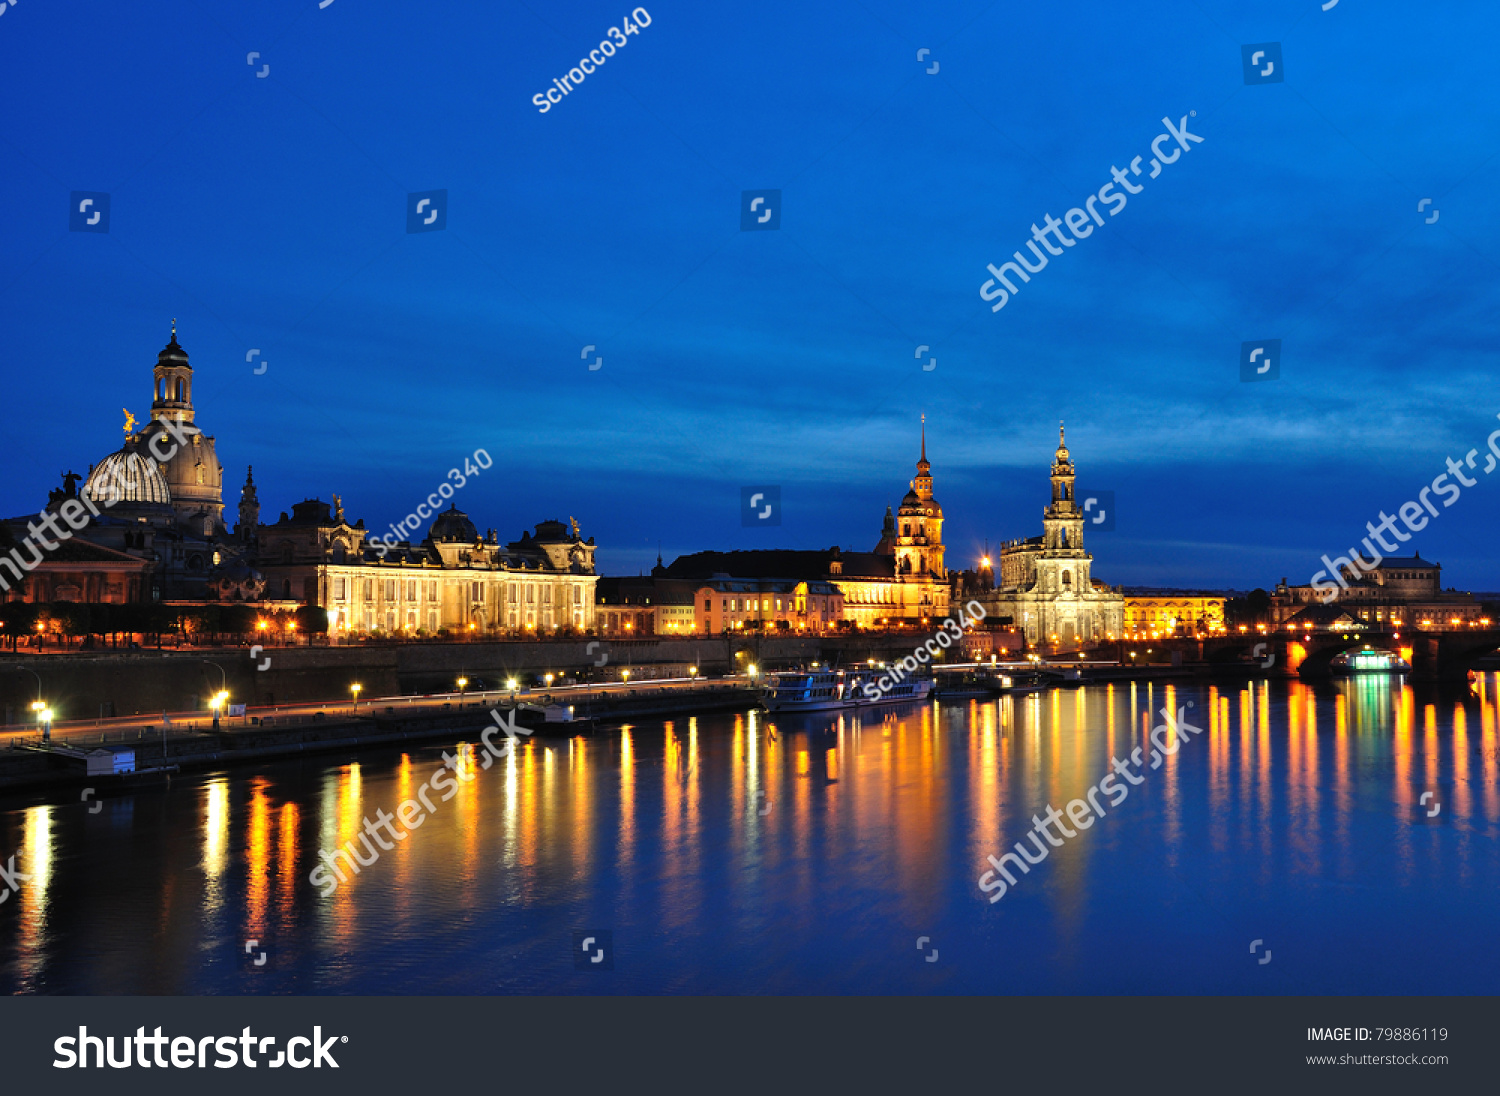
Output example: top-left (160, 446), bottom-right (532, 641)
top-left (2, 0), bottom-right (1497, 590)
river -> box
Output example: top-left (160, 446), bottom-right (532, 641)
top-left (2, 675), bottom-right (1497, 994)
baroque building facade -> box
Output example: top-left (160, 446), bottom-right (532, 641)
top-left (655, 423), bottom-right (952, 628)
top-left (1271, 556), bottom-right (1482, 630)
top-left (1122, 591), bottom-right (1227, 636)
top-left (1, 328), bottom-right (597, 634)
top-left (984, 426), bottom-right (1123, 647)
top-left (254, 501), bottom-right (596, 635)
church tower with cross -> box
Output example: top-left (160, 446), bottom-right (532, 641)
top-left (82, 321), bottom-right (227, 536)
top-left (987, 423), bottom-right (1123, 648)
top-left (893, 415), bottom-right (946, 585)
top-left (863, 417), bottom-right (950, 621)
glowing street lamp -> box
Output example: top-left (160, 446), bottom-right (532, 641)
top-left (544, 673), bottom-right (554, 689)
top-left (457, 677), bottom-right (468, 699)
top-left (747, 664), bottom-right (758, 679)
top-left (351, 683), bottom-right (363, 709)
top-left (211, 689), bottom-right (228, 730)
top-left (621, 668), bottom-right (631, 683)
top-left (506, 677), bottom-right (518, 692)
top-left (688, 665), bottom-right (698, 680)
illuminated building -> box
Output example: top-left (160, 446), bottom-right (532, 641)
top-left (596, 571), bottom-right (844, 635)
top-left (1122, 591), bottom-right (1227, 635)
top-left (1271, 556), bottom-right (1482, 630)
top-left (0, 518), bottom-right (151, 604)
top-left (2, 329), bottom-right (598, 632)
top-left (594, 574), bottom-right (698, 635)
top-left (657, 423), bottom-right (950, 626)
top-left (261, 505), bottom-right (597, 635)
top-left (1, 327), bottom-right (234, 603)
top-left (693, 578), bottom-right (843, 633)
top-left (869, 419), bottom-right (950, 619)
top-left (984, 425), bottom-right (1123, 647)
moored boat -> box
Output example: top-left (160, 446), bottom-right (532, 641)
top-left (508, 702), bottom-right (596, 736)
top-left (762, 669), bottom-right (932, 713)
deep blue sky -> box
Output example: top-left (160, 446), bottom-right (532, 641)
top-left (2, 0), bottom-right (1498, 589)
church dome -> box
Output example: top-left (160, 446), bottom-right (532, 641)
top-left (428, 505), bottom-right (479, 543)
top-left (158, 333), bottom-right (190, 368)
top-left (85, 448), bottom-right (172, 506)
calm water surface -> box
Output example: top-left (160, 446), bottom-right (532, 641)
top-left (3, 676), bottom-right (1499, 994)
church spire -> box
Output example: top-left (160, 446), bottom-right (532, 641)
top-left (915, 414), bottom-right (931, 483)
top-left (912, 419), bottom-right (933, 500)
top-left (1053, 419), bottom-right (1072, 471)
top-left (237, 464), bottom-right (260, 542)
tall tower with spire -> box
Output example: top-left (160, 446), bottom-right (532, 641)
top-left (985, 423), bottom-right (1122, 647)
top-left (1041, 422), bottom-right (1086, 555)
top-left (1032, 421), bottom-right (1091, 600)
top-left (892, 416), bottom-right (947, 616)
top-left (237, 465), bottom-right (260, 542)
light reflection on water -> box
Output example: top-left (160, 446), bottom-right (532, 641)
top-left (2, 675), bottom-right (1498, 994)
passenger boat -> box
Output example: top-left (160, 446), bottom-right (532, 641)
top-left (1331, 648), bottom-right (1411, 675)
top-left (761, 669), bottom-right (932, 713)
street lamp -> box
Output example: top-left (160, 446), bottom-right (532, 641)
top-left (621, 669), bottom-right (631, 683)
top-left (506, 677), bottom-right (518, 693)
top-left (15, 666), bottom-right (42, 705)
top-left (351, 683), bottom-right (363, 709)
top-left (211, 690), bottom-right (228, 730)
top-left (457, 676), bottom-right (468, 699)
top-left (747, 663), bottom-right (758, 679)
top-left (688, 665), bottom-right (697, 680)
top-left (544, 673), bottom-right (554, 690)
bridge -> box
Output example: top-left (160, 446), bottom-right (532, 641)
top-left (1194, 629), bottom-right (1500, 682)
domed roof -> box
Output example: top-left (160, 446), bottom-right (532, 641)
top-left (158, 333), bottom-right (190, 368)
top-left (429, 505), bottom-right (478, 543)
top-left (85, 448), bottom-right (172, 506)
top-left (899, 489), bottom-right (942, 516)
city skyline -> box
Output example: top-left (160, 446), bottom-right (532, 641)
top-left (4, 323), bottom-right (1496, 595)
top-left (3, 1), bottom-right (1499, 590)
